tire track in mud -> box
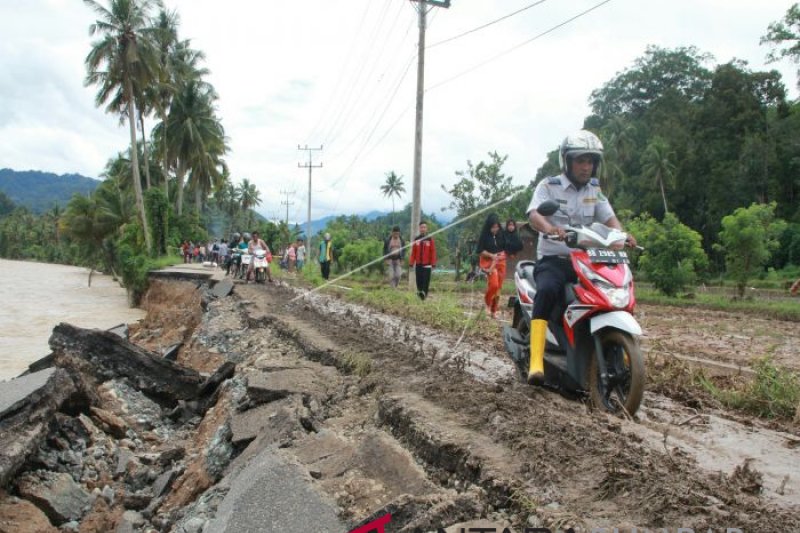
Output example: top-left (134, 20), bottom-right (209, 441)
top-left (232, 282), bottom-right (799, 532)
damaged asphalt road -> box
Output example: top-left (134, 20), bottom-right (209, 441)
top-left (1, 278), bottom-right (798, 532)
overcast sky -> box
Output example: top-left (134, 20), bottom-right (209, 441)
top-left (1, 0), bottom-right (797, 222)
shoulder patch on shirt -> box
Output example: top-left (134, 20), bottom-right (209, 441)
top-left (597, 191), bottom-right (607, 202)
top-left (547, 177), bottom-right (561, 185)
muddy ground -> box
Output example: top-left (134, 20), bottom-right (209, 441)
top-left (636, 304), bottom-right (800, 373)
top-left (164, 277), bottom-right (798, 532)
top-left (5, 276), bottom-right (795, 532)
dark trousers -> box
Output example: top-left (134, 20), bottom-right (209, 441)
top-left (415, 265), bottom-right (432, 299)
top-left (532, 256), bottom-right (577, 320)
top-left (321, 261), bottom-right (331, 280)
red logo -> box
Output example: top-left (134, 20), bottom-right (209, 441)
top-left (349, 513), bottom-right (391, 533)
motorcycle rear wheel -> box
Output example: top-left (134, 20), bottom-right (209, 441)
top-left (588, 330), bottom-right (645, 416)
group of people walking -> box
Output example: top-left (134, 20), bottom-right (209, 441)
top-left (476, 216), bottom-right (523, 318)
top-left (180, 239), bottom-right (226, 265)
top-left (382, 222), bottom-right (438, 300)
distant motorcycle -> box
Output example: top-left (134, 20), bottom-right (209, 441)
top-left (503, 200), bottom-right (646, 415)
top-left (252, 249), bottom-right (269, 283)
top-left (239, 253), bottom-right (253, 280)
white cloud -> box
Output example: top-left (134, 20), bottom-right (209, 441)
top-left (1, 0), bottom-right (797, 223)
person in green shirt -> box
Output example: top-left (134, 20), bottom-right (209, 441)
top-left (319, 233), bottom-right (334, 280)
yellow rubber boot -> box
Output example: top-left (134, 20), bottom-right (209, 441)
top-left (528, 319), bottom-right (547, 385)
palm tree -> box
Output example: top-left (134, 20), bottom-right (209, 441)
top-left (380, 171), bottom-right (405, 224)
top-left (238, 178), bottom-right (261, 229)
top-left (641, 136), bottom-right (676, 214)
top-left (600, 117), bottom-right (636, 196)
top-left (151, 8), bottom-right (180, 197)
top-left (84, 0), bottom-right (158, 254)
top-left (157, 78), bottom-right (220, 215)
top-left (61, 194), bottom-right (118, 286)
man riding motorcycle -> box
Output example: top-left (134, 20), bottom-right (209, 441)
top-left (526, 130), bottom-right (636, 385)
top-left (247, 231), bottom-right (273, 283)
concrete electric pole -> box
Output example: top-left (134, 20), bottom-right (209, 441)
top-left (280, 189), bottom-right (295, 225)
top-left (298, 145), bottom-right (323, 256)
top-left (408, 0), bottom-right (450, 289)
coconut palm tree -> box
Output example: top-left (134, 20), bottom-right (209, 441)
top-left (600, 117), bottom-right (636, 196)
top-left (157, 78), bottom-right (221, 215)
top-left (642, 136), bottom-right (676, 214)
top-left (380, 171), bottom-right (405, 224)
top-left (84, 0), bottom-right (158, 254)
top-left (238, 178), bottom-right (261, 229)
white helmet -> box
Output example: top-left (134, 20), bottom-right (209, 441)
top-left (559, 130), bottom-right (603, 178)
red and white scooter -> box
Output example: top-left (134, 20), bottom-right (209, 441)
top-left (503, 200), bottom-right (646, 415)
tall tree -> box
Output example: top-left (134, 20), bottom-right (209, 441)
top-left (84, 0), bottom-right (157, 254)
top-left (157, 79), bottom-right (221, 215)
top-left (762, 3), bottom-right (800, 88)
top-left (380, 171), bottom-right (405, 224)
top-left (641, 137), bottom-right (676, 215)
top-left (442, 152), bottom-right (522, 279)
top-left (238, 178), bottom-right (261, 229)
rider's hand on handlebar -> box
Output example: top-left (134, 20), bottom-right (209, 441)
top-left (546, 225), bottom-right (567, 240)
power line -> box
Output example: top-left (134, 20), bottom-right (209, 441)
top-left (426, 0), bottom-right (614, 93)
top-left (304, 0), bottom-right (375, 143)
top-left (427, 0), bottom-right (550, 49)
top-left (325, 52), bottom-right (417, 164)
top-left (324, 15), bottom-right (418, 161)
top-left (322, 0), bottom-right (614, 213)
top-left (323, 0), bottom-right (410, 148)
top-left (318, 0), bottom-right (396, 145)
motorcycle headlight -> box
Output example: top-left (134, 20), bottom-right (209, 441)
top-left (595, 280), bottom-right (631, 308)
top-left (577, 261), bottom-right (631, 308)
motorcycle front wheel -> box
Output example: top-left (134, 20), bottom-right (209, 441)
top-left (588, 330), bottom-right (645, 416)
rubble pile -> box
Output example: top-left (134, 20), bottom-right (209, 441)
top-left (0, 281), bottom-right (244, 533)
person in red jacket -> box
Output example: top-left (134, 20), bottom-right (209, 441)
top-left (409, 221), bottom-right (436, 300)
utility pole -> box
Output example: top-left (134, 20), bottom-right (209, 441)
top-left (280, 189), bottom-right (295, 225)
top-left (408, 0), bottom-right (450, 289)
top-left (298, 145), bottom-right (323, 257)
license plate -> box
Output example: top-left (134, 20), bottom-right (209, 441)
top-left (586, 248), bottom-right (629, 264)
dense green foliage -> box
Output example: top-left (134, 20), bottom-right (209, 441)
top-left (715, 202), bottom-right (787, 298)
top-left (627, 213), bottom-right (708, 296)
top-left (585, 46), bottom-right (797, 253)
top-left (0, 169), bottom-right (100, 213)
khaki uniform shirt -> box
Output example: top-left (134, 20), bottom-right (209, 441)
top-left (526, 174), bottom-right (615, 259)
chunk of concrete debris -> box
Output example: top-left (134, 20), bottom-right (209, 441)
top-left (49, 323), bottom-right (203, 402)
top-left (0, 369), bottom-right (79, 487)
top-left (211, 278), bottom-right (234, 299)
top-left (17, 471), bottom-right (91, 525)
top-left (89, 407), bottom-right (129, 439)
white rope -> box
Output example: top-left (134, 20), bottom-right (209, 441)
top-left (288, 192), bottom-right (520, 303)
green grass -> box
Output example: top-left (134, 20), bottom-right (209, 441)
top-left (281, 266), bottom-right (499, 339)
top-left (698, 357), bottom-right (800, 420)
top-left (636, 286), bottom-right (800, 321)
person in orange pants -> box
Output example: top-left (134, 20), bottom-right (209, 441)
top-left (477, 214), bottom-right (507, 318)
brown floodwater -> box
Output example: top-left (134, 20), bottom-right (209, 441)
top-left (0, 259), bottom-right (145, 381)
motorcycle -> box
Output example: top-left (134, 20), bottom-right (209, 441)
top-left (228, 251), bottom-right (242, 278)
top-left (252, 249), bottom-right (269, 283)
top-left (239, 252), bottom-right (253, 280)
top-left (503, 200), bottom-right (645, 415)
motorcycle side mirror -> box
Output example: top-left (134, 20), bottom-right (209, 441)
top-left (536, 200), bottom-right (560, 217)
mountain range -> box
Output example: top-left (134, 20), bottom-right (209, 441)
top-left (0, 168), bottom-right (100, 213)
